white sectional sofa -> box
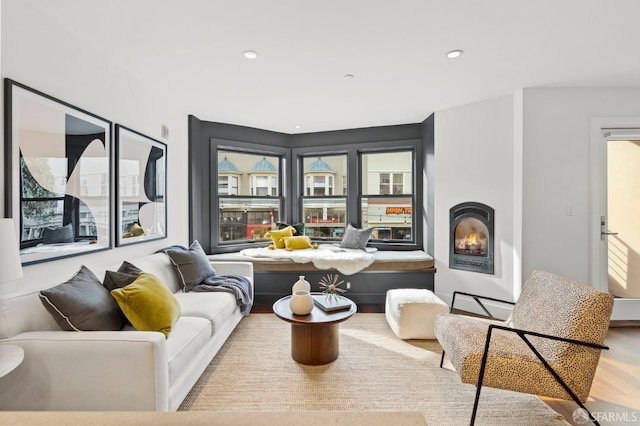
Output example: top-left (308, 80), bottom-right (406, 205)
top-left (0, 253), bottom-right (253, 411)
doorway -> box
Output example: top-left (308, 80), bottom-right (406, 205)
top-left (592, 126), bottom-right (640, 321)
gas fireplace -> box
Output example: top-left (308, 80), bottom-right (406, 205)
top-left (449, 202), bottom-right (494, 274)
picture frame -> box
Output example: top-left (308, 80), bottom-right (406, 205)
top-left (4, 79), bottom-right (112, 265)
top-left (115, 124), bottom-right (167, 246)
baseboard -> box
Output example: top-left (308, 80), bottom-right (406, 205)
top-left (609, 320), bottom-right (640, 328)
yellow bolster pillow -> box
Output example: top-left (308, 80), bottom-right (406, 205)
top-left (282, 236), bottom-right (312, 251)
top-left (264, 226), bottom-right (296, 248)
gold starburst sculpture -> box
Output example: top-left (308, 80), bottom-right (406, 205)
top-left (318, 273), bottom-right (347, 301)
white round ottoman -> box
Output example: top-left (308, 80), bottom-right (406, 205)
top-left (385, 289), bottom-right (449, 339)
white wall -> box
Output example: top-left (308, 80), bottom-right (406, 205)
top-left (434, 95), bottom-right (517, 316)
top-left (522, 87), bottom-right (640, 285)
top-left (0, 1), bottom-right (190, 297)
top-left (434, 87), bottom-right (640, 316)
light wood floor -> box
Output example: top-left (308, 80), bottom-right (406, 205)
top-left (253, 305), bottom-right (639, 423)
top-left (542, 326), bottom-right (640, 424)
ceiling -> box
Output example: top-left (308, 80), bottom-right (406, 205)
top-left (26, 0), bottom-right (640, 134)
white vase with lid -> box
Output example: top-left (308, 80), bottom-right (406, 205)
top-left (292, 275), bottom-right (311, 293)
top-left (289, 290), bottom-right (314, 315)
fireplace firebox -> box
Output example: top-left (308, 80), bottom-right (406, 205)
top-left (449, 202), bottom-right (494, 274)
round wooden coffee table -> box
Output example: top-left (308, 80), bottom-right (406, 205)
top-left (273, 294), bottom-right (357, 365)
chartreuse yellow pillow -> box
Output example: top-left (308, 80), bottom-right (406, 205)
top-left (110, 272), bottom-right (180, 338)
top-left (282, 235), bottom-right (313, 251)
top-left (130, 223), bottom-right (145, 236)
top-left (264, 226), bottom-right (296, 248)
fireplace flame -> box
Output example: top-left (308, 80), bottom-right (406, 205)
top-left (457, 232), bottom-right (484, 250)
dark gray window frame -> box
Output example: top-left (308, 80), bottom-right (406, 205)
top-left (209, 138), bottom-right (423, 252)
top-left (292, 139), bottom-right (423, 251)
top-left (210, 138), bottom-right (290, 251)
top-left (359, 146), bottom-right (417, 245)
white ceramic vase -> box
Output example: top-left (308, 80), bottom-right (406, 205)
top-left (289, 290), bottom-right (314, 315)
top-left (291, 275), bottom-right (311, 293)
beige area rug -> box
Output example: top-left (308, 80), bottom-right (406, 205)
top-left (180, 313), bottom-right (568, 425)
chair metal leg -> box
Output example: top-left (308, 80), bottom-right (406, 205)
top-left (518, 335), bottom-right (601, 425)
top-left (471, 325), bottom-right (603, 426)
top-left (470, 326), bottom-right (494, 425)
top-left (470, 382), bottom-right (482, 425)
top-left (439, 350), bottom-right (446, 368)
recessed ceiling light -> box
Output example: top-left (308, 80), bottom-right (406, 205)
top-left (294, 125), bottom-right (302, 129)
top-left (242, 50), bottom-right (258, 59)
top-left (446, 49), bottom-right (463, 59)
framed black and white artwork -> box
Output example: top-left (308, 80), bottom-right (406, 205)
top-left (4, 79), bottom-right (112, 265)
top-left (115, 125), bottom-right (167, 246)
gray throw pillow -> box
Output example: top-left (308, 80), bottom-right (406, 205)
top-left (103, 261), bottom-right (143, 292)
top-left (339, 224), bottom-right (373, 250)
top-left (42, 223), bottom-right (74, 244)
top-left (118, 260), bottom-right (143, 276)
top-left (165, 240), bottom-right (216, 292)
top-left (103, 271), bottom-right (139, 292)
top-left (39, 266), bottom-right (125, 331)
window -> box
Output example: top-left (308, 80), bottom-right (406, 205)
top-left (361, 151), bottom-right (413, 241)
top-left (204, 132), bottom-right (423, 253)
top-left (19, 154), bottom-right (102, 246)
top-left (218, 175), bottom-right (238, 195)
top-left (301, 155), bottom-right (347, 238)
top-left (379, 173), bottom-right (404, 194)
top-left (216, 150), bottom-right (282, 244)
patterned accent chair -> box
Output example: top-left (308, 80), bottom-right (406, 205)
top-left (435, 270), bottom-right (614, 425)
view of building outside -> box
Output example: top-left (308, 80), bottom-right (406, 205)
top-left (20, 156), bottom-right (104, 242)
top-left (302, 155), bottom-right (347, 238)
top-left (217, 150), bottom-right (281, 242)
top-left (216, 149), bottom-right (414, 243)
top-left (361, 151), bottom-right (413, 240)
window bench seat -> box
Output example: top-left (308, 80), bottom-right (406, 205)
top-left (208, 250), bottom-right (435, 305)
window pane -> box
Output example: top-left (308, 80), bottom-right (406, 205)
top-left (361, 151), bottom-right (412, 195)
top-left (302, 198), bottom-right (346, 238)
top-left (217, 150), bottom-right (279, 196)
top-left (219, 197), bottom-right (280, 242)
top-left (392, 174), bottom-right (403, 194)
top-left (21, 200), bottom-right (64, 240)
top-left (302, 155), bottom-right (347, 196)
top-left (21, 157), bottom-right (66, 198)
top-left (361, 196), bottom-right (412, 240)
top-left (218, 176), bottom-right (229, 195)
top-left (78, 200), bottom-right (98, 237)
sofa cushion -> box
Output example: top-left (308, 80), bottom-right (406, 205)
top-left (111, 272), bottom-right (181, 338)
top-left (339, 223), bottom-right (373, 250)
top-left (174, 292), bottom-right (237, 336)
top-left (129, 253), bottom-right (182, 294)
top-left (165, 241), bottom-right (216, 292)
top-left (39, 266), bottom-right (124, 331)
top-left (166, 316), bottom-right (212, 387)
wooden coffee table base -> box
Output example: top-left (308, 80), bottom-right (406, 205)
top-left (272, 294), bottom-right (357, 366)
top-left (291, 323), bottom-right (339, 365)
